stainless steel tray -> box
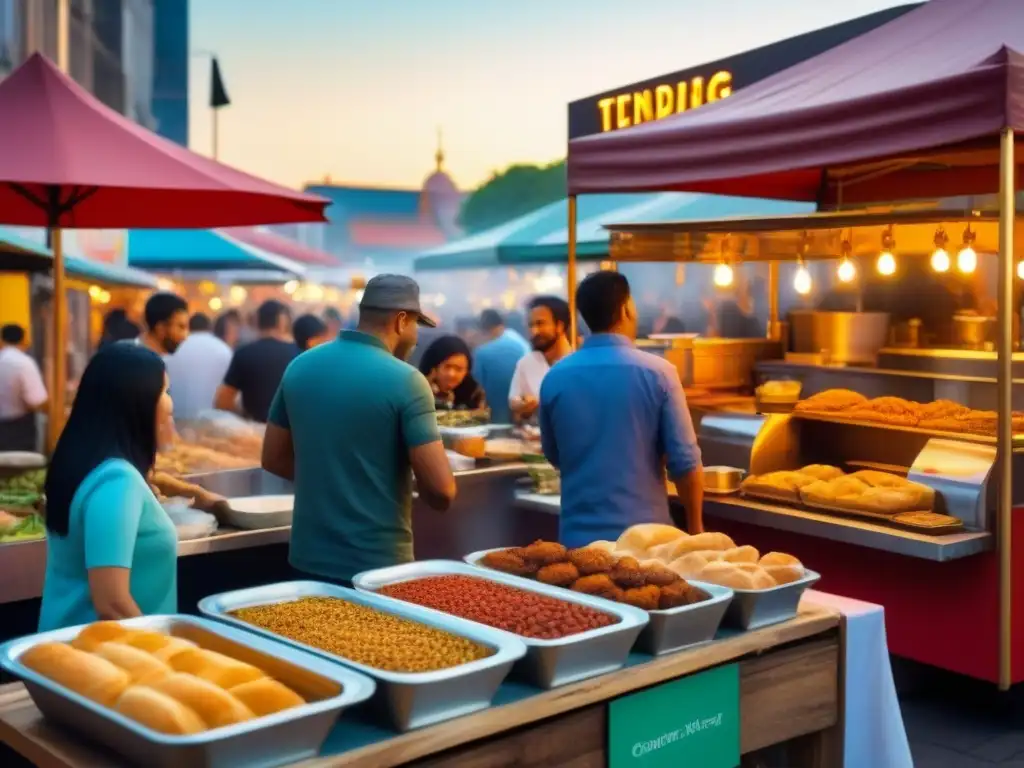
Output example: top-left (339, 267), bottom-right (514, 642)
top-left (464, 549), bottom-right (733, 656)
top-left (0, 614), bottom-right (376, 768)
top-left (199, 581), bottom-right (526, 732)
top-left (723, 570), bottom-right (821, 630)
top-left (353, 560), bottom-right (648, 689)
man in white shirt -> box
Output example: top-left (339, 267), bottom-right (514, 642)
top-left (0, 324), bottom-right (47, 451)
top-left (165, 313), bottom-right (233, 421)
top-left (509, 296), bottom-right (573, 422)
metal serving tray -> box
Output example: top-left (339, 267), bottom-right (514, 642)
top-left (723, 570), bottom-right (821, 630)
top-left (464, 549), bottom-right (733, 656)
top-left (353, 560), bottom-right (648, 689)
top-left (199, 581), bottom-right (526, 732)
top-left (0, 614), bottom-right (376, 768)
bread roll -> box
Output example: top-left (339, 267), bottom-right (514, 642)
top-left (229, 678), bottom-right (305, 717)
top-left (21, 642), bottom-right (130, 706)
top-left (93, 642), bottom-right (173, 685)
top-left (584, 540), bottom-right (617, 554)
top-left (760, 552), bottom-right (801, 568)
top-left (667, 550), bottom-right (721, 578)
top-left (698, 561), bottom-right (776, 590)
top-left (615, 524), bottom-right (686, 556)
top-left (138, 636), bottom-right (197, 663)
top-left (764, 564), bottom-right (805, 585)
top-left (168, 649), bottom-right (265, 689)
top-left (720, 545), bottom-right (758, 564)
top-left (658, 532), bottom-right (735, 561)
top-left (71, 621), bottom-right (135, 652)
top-left (799, 464), bottom-right (844, 481)
top-left (151, 673), bottom-right (255, 728)
top-left (115, 686), bottom-right (206, 735)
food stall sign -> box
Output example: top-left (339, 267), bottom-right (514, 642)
top-left (567, 4), bottom-right (921, 140)
top-left (608, 663), bottom-right (739, 768)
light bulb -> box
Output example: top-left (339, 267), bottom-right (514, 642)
top-left (1017, 261), bottom-right (1024, 280)
top-left (208, 297), bottom-right (223, 311)
top-left (713, 263), bottom-right (734, 287)
top-left (957, 246), bottom-right (977, 274)
top-left (877, 251), bottom-right (896, 276)
top-left (930, 248), bottom-right (950, 273)
top-left (793, 265), bottom-right (812, 295)
top-left (283, 280), bottom-right (299, 295)
top-left (837, 258), bottom-right (856, 283)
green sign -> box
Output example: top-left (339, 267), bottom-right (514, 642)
top-left (608, 663), bottom-right (740, 768)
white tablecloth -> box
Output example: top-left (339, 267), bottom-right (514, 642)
top-left (805, 590), bottom-right (913, 768)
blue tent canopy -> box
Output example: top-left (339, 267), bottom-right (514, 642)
top-left (128, 229), bottom-right (305, 274)
top-left (414, 194), bottom-right (814, 271)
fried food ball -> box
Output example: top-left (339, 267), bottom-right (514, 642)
top-left (537, 562), bottom-right (580, 587)
top-left (639, 561), bottom-right (681, 587)
top-left (658, 580), bottom-right (709, 610)
top-left (571, 574), bottom-right (624, 602)
top-left (519, 540), bottom-right (568, 566)
top-left (567, 547), bottom-right (617, 576)
top-left (621, 585), bottom-right (662, 611)
top-left (609, 555), bottom-right (646, 589)
top-left (480, 549), bottom-right (538, 577)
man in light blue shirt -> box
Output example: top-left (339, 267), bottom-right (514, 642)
top-left (472, 309), bottom-right (529, 423)
top-left (540, 271), bottom-right (704, 548)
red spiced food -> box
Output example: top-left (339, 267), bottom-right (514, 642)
top-left (378, 575), bottom-right (619, 640)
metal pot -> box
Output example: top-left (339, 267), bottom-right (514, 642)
top-left (952, 313), bottom-right (996, 350)
top-left (788, 311), bottom-right (891, 365)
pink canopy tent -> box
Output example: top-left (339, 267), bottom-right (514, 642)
top-left (0, 53), bottom-right (329, 449)
top-left (218, 227), bottom-right (339, 267)
top-left (567, 0), bottom-right (1023, 204)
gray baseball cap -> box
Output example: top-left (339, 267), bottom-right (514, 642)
top-left (359, 274), bottom-right (436, 327)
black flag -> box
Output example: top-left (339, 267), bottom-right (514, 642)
top-left (210, 57), bottom-right (230, 108)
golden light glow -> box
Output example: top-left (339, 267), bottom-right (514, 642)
top-left (713, 262), bottom-right (734, 287)
top-left (597, 70), bottom-right (733, 132)
top-left (877, 251), bottom-right (896, 276)
top-left (229, 285), bottom-right (247, 303)
top-left (283, 280), bottom-right (299, 295)
top-left (837, 258), bottom-right (856, 283)
top-left (208, 297), bottom-right (223, 311)
top-left (957, 246), bottom-right (977, 274)
top-left (931, 248), bottom-right (950, 273)
top-left (88, 285), bottom-right (102, 299)
top-left (1017, 261), bottom-right (1024, 280)
top-left (199, 280), bottom-right (217, 295)
top-left (793, 265), bottom-right (812, 295)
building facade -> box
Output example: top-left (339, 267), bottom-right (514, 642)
top-left (150, 0), bottom-right (187, 145)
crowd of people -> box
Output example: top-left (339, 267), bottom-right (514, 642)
top-left (14, 270), bottom-right (704, 631)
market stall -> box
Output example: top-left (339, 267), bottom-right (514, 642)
top-left (565, 0), bottom-right (1022, 687)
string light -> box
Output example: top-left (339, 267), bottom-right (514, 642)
top-left (957, 225), bottom-right (977, 274)
top-left (793, 262), bottom-right (812, 295)
top-left (930, 227), bottom-right (950, 273)
top-left (877, 226), bottom-right (896, 276)
top-left (713, 262), bottom-right (734, 288)
top-left (836, 237), bottom-right (856, 283)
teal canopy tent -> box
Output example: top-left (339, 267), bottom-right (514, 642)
top-left (127, 228), bottom-right (306, 274)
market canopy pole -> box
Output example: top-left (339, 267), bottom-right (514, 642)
top-left (567, 195), bottom-right (578, 348)
top-left (997, 126), bottom-right (1016, 691)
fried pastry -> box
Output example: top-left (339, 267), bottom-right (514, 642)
top-left (918, 399), bottom-right (970, 420)
top-left (794, 389), bottom-right (867, 412)
top-left (798, 464), bottom-right (845, 481)
top-left (741, 471), bottom-right (817, 502)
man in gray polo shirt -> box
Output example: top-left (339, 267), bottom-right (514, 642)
top-left (262, 275), bottom-right (456, 584)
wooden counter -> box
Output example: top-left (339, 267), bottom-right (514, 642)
top-left (0, 604), bottom-right (841, 768)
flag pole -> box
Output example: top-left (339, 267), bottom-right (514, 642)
top-left (212, 108), bottom-right (219, 160)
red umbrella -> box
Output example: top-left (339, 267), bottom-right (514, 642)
top-left (218, 227), bottom-right (339, 267)
top-left (0, 53), bottom-right (329, 449)
top-left (0, 53), bottom-right (328, 228)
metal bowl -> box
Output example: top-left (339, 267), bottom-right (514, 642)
top-left (703, 466), bottom-right (744, 494)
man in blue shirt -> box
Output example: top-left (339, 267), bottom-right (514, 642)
top-left (540, 271), bottom-right (704, 548)
top-left (472, 309), bottom-right (529, 423)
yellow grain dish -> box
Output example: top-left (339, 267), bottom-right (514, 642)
top-left (230, 597), bottom-right (493, 673)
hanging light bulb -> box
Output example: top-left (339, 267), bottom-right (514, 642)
top-left (713, 262), bottom-right (734, 287)
top-left (957, 224), bottom-right (977, 274)
top-left (930, 227), bottom-right (950, 272)
top-left (877, 227), bottom-right (896, 276)
top-left (1017, 261), bottom-right (1024, 280)
top-left (837, 258), bottom-right (857, 283)
top-left (793, 262), bottom-right (812, 295)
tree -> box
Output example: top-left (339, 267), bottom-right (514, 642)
top-left (458, 160), bottom-right (566, 234)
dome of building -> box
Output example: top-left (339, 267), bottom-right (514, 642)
top-left (420, 130), bottom-right (462, 237)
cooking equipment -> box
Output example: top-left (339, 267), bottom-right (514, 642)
top-left (702, 466), bottom-right (744, 494)
top-left (789, 311), bottom-right (891, 365)
top-left (223, 495), bottom-right (294, 530)
top-left (723, 571), bottom-right (821, 630)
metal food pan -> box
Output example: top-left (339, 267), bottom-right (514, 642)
top-left (465, 549), bottom-right (733, 656)
top-left (0, 614), bottom-right (376, 768)
top-left (722, 570), bottom-right (821, 630)
top-left (353, 560), bottom-right (648, 689)
top-left (199, 581), bottom-right (526, 732)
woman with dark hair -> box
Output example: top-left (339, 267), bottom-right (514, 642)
top-left (39, 344), bottom-right (177, 631)
top-left (418, 335), bottom-right (486, 411)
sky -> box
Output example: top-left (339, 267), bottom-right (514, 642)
top-left (189, 0), bottom-right (913, 192)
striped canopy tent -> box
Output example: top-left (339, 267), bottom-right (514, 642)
top-left (414, 194), bottom-right (813, 271)
top-left (0, 226), bottom-right (157, 288)
top-left (127, 228), bottom-right (307, 275)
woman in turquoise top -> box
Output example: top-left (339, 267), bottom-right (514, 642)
top-left (39, 344), bottom-right (178, 631)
